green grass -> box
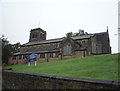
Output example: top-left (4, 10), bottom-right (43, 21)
top-left (5, 53), bottom-right (119, 81)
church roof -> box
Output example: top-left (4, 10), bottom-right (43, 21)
top-left (22, 32), bottom-right (107, 46)
top-left (22, 34), bottom-right (94, 46)
top-left (22, 37), bottom-right (64, 46)
top-left (71, 34), bottom-right (94, 40)
top-left (13, 49), bottom-right (59, 55)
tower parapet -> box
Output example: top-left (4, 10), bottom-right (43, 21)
top-left (29, 28), bottom-right (46, 42)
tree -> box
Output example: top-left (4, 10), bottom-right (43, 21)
top-left (1, 35), bottom-right (12, 64)
top-left (1, 35), bottom-right (21, 65)
top-left (12, 42), bottom-right (21, 53)
top-left (66, 29), bottom-right (88, 37)
top-left (0, 35), bottom-right (21, 64)
top-left (66, 32), bottom-right (73, 37)
top-left (79, 29), bottom-right (85, 35)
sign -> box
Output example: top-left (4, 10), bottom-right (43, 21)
top-left (28, 53), bottom-right (37, 62)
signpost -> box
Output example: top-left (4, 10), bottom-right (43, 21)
top-left (28, 53), bottom-right (37, 66)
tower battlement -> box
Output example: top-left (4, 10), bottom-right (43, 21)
top-left (29, 28), bottom-right (46, 42)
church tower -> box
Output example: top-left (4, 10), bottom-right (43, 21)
top-left (29, 28), bottom-right (46, 42)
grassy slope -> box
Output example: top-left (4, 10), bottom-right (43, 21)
top-left (6, 53), bottom-right (119, 81)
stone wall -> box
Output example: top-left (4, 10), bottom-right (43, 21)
top-left (9, 50), bottom-right (86, 65)
top-left (2, 71), bottom-right (119, 90)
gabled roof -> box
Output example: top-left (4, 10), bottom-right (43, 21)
top-left (22, 37), bottom-right (64, 46)
top-left (71, 34), bottom-right (94, 40)
top-left (22, 34), bottom-right (94, 46)
top-left (93, 32), bottom-right (108, 35)
top-left (13, 49), bottom-right (59, 55)
top-left (22, 32), bottom-right (107, 47)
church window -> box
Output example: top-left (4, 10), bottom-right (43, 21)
top-left (40, 33), bottom-right (42, 38)
top-left (32, 33), bottom-right (37, 38)
top-left (53, 53), bottom-right (55, 57)
top-left (63, 44), bottom-right (72, 56)
top-left (35, 33), bottom-right (37, 38)
top-left (12, 56), bottom-right (16, 60)
top-left (32, 34), bottom-right (34, 38)
top-left (108, 37), bottom-right (109, 42)
top-left (50, 53), bottom-right (53, 58)
top-left (19, 55), bottom-right (22, 59)
top-left (23, 55), bottom-right (26, 59)
top-left (56, 53), bottom-right (58, 57)
top-left (53, 53), bottom-right (58, 58)
top-left (40, 54), bottom-right (45, 58)
top-left (34, 33), bottom-right (37, 38)
top-left (41, 34), bottom-right (43, 39)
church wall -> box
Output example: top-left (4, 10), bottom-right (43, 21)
top-left (9, 31), bottom-right (111, 65)
top-left (95, 33), bottom-right (111, 54)
top-left (91, 36), bottom-right (97, 54)
top-left (17, 59), bottom-right (27, 64)
top-left (62, 51), bottom-right (85, 60)
top-left (9, 39), bottom-right (88, 65)
top-left (9, 50), bottom-right (86, 65)
top-left (8, 58), bottom-right (17, 65)
top-left (74, 51), bottom-right (86, 57)
top-left (37, 58), bottom-right (46, 63)
top-left (76, 39), bottom-right (92, 56)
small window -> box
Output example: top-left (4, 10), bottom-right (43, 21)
top-left (12, 56), bottom-right (16, 60)
top-left (50, 53), bottom-right (53, 58)
top-left (53, 53), bottom-right (58, 58)
top-left (32, 33), bottom-right (37, 38)
top-left (23, 55), bottom-right (26, 59)
top-left (40, 54), bottom-right (45, 58)
top-left (108, 37), bottom-right (109, 42)
top-left (40, 33), bottom-right (42, 38)
top-left (19, 55), bottom-right (22, 59)
top-left (35, 33), bottom-right (37, 38)
top-left (32, 34), bottom-right (34, 38)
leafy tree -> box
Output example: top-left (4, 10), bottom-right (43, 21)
top-left (1, 35), bottom-right (12, 64)
top-left (12, 42), bottom-right (21, 53)
top-left (66, 29), bottom-right (88, 37)
top-left (79, 29), bottom-right (85, 35)
top-left (1, 35), bottom-right (21, 65)
top-left (66, 32), bottom-right (73, 37)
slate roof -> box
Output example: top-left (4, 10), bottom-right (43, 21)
top-left (22, 37), bottom-right (64, 46)
top-left (22, 34), bottom-right (94, 46)
top-left (71, 34), bottom-right (94, 40)
top-left (13, 49), bottom-right (59, 55)
top-left (14, 32), bottom-right (107, 55)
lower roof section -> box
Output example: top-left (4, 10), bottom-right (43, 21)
top-left (13, 50), bottom-right (60, 55)
top-left (22, 34), bottom-right (94, 47)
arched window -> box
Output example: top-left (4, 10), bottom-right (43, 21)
top-left (34, 33), bottom-right (37, 38)
top-left (32, 34), bottom-right (34, 38)
top-left (32, 33), bottom-right (37, 38)
top-left (63, 44), bottom-right (72, 56)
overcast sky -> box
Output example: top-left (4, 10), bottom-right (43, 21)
top-left (0, 0), bottom-right (119, 53)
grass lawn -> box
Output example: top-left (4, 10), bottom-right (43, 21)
top-left (5, 53), bottom-right (119, 81)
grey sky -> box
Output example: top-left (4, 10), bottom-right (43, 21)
top-left (1, 0), bottom-right (119, 53)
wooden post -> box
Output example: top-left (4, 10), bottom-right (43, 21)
top-left (35, 61), bottom-right (37, 66)
top-left (28, 62), bottom-right (30, 66)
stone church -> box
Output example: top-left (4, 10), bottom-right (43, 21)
top-left (9, 27), bottom-right (111, 64)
